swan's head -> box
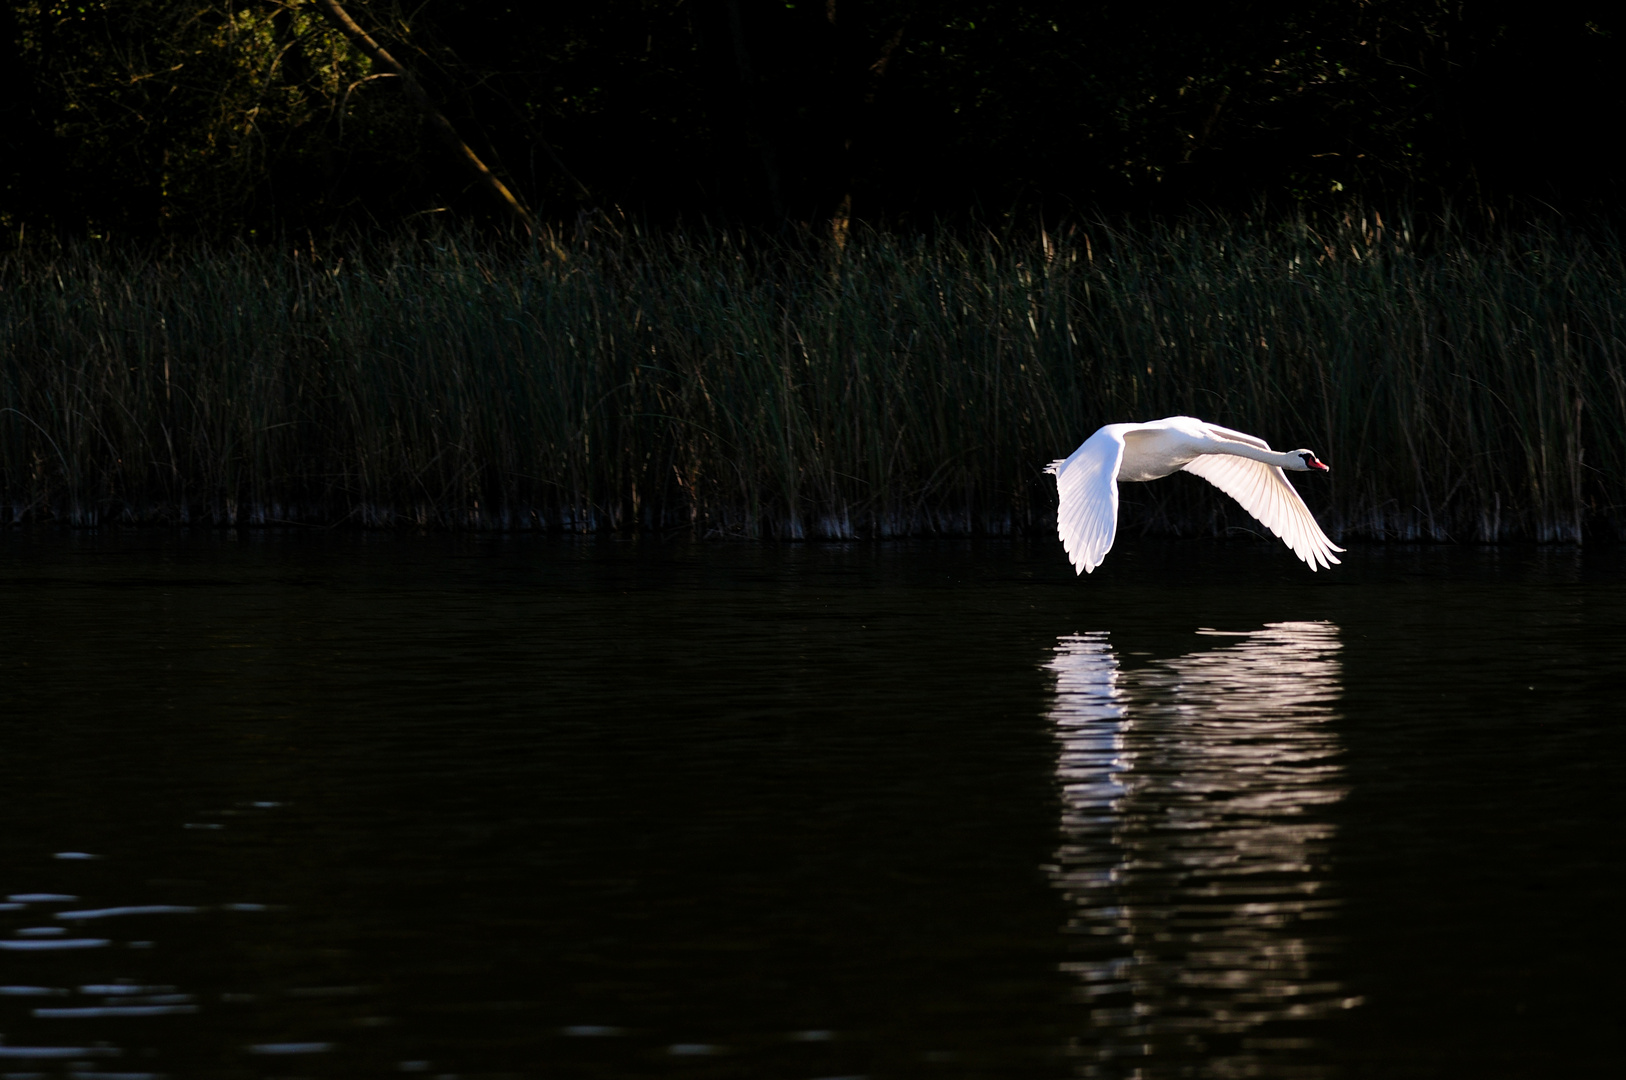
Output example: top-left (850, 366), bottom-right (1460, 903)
top-left (1292, 450), bottom-right (1330, 473)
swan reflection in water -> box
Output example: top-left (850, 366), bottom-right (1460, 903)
top-left (1046, 622), bottom-right (1357, 1076)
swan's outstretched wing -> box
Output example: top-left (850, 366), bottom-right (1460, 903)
top-left (1180, 454), bottom-right (1344, 570)
top-left (1049, 427), bottom-right (1126, 574)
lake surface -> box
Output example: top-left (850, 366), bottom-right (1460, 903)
top-left (0, 533), bottom-right (1619, 1079)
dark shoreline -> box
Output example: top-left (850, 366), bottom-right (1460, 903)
top-left (4, 215), bottom-right (1622, 541)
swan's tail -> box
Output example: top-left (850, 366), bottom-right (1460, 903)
top-left (1044, 459), bottom-right (1067, 476)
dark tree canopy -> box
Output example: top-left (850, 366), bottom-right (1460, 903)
top-left (1, 0), bottom-right (1620, 239)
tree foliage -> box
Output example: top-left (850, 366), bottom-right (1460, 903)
top-left (1, 0), bottom-right (1620, 238)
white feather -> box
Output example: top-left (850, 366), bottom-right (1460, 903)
top-left (1047, 425), bottom-right (1126, 574)
top-left (1048, 416), bottom-right (1344, 574)
top-left (1180, 454), bottom-right (1342, 570)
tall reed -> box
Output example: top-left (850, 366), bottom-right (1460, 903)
top-left (2, 214), bottom-right (1622, 540)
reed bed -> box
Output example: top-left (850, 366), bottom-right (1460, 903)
top-left (2, 214), bottom-right (1622, 541)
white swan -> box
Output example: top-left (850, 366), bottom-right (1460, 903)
top-left (1046, 415), bottom-right (1344, 574)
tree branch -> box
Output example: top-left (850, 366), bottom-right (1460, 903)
top-left (309, 0), bottom-right (535, 233)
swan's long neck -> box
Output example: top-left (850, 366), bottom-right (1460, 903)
top-left (1212, 442), bottom-right (1301, 470)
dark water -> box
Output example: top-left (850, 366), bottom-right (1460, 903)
top-left (0, 533), bottom-right (1619, 1079)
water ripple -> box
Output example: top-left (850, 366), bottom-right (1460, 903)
top-left (1046, 622), bottom-right (1353, 1076)
top-left (35, 1003), bottom-right (199, 1018)
top-left (0, 937), bottom-right (111, 951)
top-left (56, 906), bottom-right (200, 920)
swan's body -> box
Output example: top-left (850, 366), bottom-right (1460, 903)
top-left (1046, 416), bottom-right (1343, 573)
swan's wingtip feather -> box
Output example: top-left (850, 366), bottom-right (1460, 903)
top-left (1049, 428), bottom-right (1125, 580)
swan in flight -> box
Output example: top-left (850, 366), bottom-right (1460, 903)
top-left (1046, 416), bottom-right (1344, 574)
